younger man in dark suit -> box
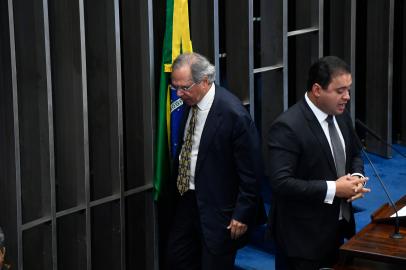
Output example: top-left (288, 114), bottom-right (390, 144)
top-left (267, 56), bottom-right (370, 270)
top-left (165, 52), bottom-right (263, 270)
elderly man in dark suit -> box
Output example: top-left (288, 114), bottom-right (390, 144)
top-left (165, 52), bottom-right (263, 270)
top-left (267, 56), bottom-right (370, 270)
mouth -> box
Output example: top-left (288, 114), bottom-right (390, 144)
top-left (338, 103), bottom-right (346, 110)
top-left (182, 98), bottom-right (192, 105)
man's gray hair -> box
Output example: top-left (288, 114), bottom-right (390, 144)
top-left (172, 52), bottom-right (216, 84)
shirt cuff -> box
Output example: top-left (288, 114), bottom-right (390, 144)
top-left (324, 181), bottom-right (336, 204)
top-left (351, 172), bottom-right (366, 186)
top-left (351, 172), bottom-right (364, 178)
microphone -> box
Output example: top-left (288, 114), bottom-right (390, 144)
top-left (352, 127), bottom-right (403, 239)
top-left (355, 119), bottom-right (406, 159)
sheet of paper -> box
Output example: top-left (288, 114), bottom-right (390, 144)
top-left (391, 205), bottom-right (406, 217)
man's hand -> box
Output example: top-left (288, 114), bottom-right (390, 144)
top-left (336, 174), bottom-right (369, 199)
top-left (347, 178), bottom-right (371, 202)
top-left (227, 219), bottom-right (247, 240)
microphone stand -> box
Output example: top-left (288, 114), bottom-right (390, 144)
top-left (361, 148), bottom-right (403, 239)
top-left (353, 129), bottom-right (403, 239)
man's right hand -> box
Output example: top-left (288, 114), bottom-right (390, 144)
top-left (335, 174), bottom-right (370, 199)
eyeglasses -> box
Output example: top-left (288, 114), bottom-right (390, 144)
top-left (170, 82), bottom-right (196, 92)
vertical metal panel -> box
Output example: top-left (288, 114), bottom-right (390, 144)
top-left (13, 0), bottom-right (51, 227)
top-left (393, 0), bottom-right (406, 145)
top-left (248, 0), bottom-right (254, 118)
top-left (146, 1), bottom-right (157, 268)
top-left (77, 0), bottom-right (91, 268)
top-left (41, 0), bottom-right (57, 267)
top-left (258, 69), bottom-right (284, 173)
top-left (350, 0), bottom-right (357, 122)
top-left (365, 0), bottom-right (392, 157)
top-left (401, 1), bottom-right (406, 145)
top-left (259, 0), bottom-right (283, 67)
top-left (318, 0), bottom-right (324, 57)
top-left (254, 0), bottom-right (285, 150)
top-left (6, 0), bottom-right (23, 268)
top-left (142, 0), bottom-right (155, 190)
top-left (190, 1), bottom-right (215, 62)
top-left (120, 0), bottom-right (156, 268)
top-left (22, 225), bottom-right (52, 269)
top-left (91, 202), bottom-right (120, 270)
top-left (288, 33), bottom-right (319, 104)
top-left (324, 0), bottom-right (355, 119)
top-left (325, 0), bottom-right (351, 62)
top-left (141, 1), bottom-right (155, 267)
top-left (288, 0), bottom-right (319, 31)
top-left (111, 0), bottom-right (124, 268)
top-left (283, 0), bottom-right (288, 111)
top-left (121, 0), bottom-right (152, 190)
top-left (386, 0), bottom-right (394, 152)
top-left (49, 0), bottom-right (86, 212)
top-left (85, 0), bottom-right (121, 201)
top-left (213, 0), bottom-right (220, 83)
top-left (224, 0), bottom-right (250, 103)
top-left (12, 0), bottom-right (55, 264)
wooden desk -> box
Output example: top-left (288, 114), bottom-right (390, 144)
top-left (340, 223), bottom-right (406, 264)
top-left (336, 195), bottom-right (406, 268)
top-left (371, 195), bottom-right (406, 226)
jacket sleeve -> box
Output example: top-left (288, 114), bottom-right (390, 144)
top-left (231, 113), bottom-right (262, 225)
top-left (267, 121), bottom-right (327, 202)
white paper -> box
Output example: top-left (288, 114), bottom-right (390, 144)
top-left (391, 206), bottom-right (406, 217)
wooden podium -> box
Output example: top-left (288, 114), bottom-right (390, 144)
top-left (335, 195), bottom-right (406, 269)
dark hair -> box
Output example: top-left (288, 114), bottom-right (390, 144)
top-left (306, 56), bottom-right (350, 91)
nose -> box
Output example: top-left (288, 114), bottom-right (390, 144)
top-left (176, 89), bottom-right (183, 97)
top-left (343, 90), bottom-right (350, 100)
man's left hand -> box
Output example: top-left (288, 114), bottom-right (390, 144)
top-left (347, 176), bottom-right (371, 202)
top-left (347, 184), bottom-right (371, 202)
top-left (227, 219), bottom-right (247, 240)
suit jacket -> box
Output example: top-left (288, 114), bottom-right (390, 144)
top-left (172, 85), bottom-right (262, 255)
top-left (267, 98), bottom-right (364, 260)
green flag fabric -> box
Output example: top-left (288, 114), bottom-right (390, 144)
top-left (154, 0), bottom-right (193, 201)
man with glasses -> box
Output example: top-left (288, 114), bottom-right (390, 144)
top-left (267, 56), bottom-right (370, 270)
top-left (165, 52), bottom-right (263, 270)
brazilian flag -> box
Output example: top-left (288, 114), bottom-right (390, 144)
top-left (154, 0), bottom-right (193, 201)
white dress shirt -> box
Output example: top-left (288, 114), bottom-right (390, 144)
top-left (304, 93), bottom-right (346, 203)
top-left (182, 83), bottom-right (215, 190)
top-left (305, 93), bottom-right (365, 220)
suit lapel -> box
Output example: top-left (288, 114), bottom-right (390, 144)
top-left (300, 99), bottom-right (337, 176)
top-left (194, 88), bottom-right (222, 178)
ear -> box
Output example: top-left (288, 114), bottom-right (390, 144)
top-left (201, 77), bottom-right (210, 89)
top-left (311, 83), bottom-right (322, 98)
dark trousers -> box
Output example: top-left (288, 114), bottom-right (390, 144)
top-left (165, 191), bottom-right (236, 270)
top-left (275, 220), bottom-right (349, 270)
top-left (276, 253), bottom-right (335, 270)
